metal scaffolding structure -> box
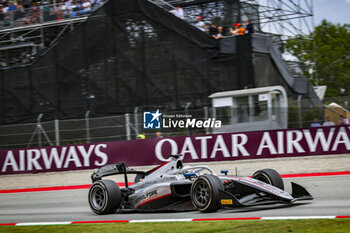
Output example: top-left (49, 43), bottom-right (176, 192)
top-left (157, 0), bottom-right (315, 80)
top-left (0, 18), bottom-right (86, 67)
top-left (242, 0), bottom-right (313, 39)
top-left (160, 0), bottom-right (313, 41)
top-left (0, 1), bottom-right (106, 67)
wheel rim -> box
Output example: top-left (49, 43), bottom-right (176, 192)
top-left (193, 180), bottom-right (210, 208)
top-left (90, 185), bottom-right (106, 210)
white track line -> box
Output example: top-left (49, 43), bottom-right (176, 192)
top-left (16, 222), bottom-right (72, 226)
top-left (130, 219), bottom-right (193, 223)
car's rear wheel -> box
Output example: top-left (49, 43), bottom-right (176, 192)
top-left (88, 180), bottom-right (121, 214)
top-left (252, 169), bottom-right (284, 190)
top-left (190, 174), bottom-right (224, 213)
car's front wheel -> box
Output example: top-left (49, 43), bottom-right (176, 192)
top-left (88, 180), bottom-right (121, 214)
top-left (252, 169), bottom-right (284, 190)
top-left (190, 174), bottom-right (224, 213)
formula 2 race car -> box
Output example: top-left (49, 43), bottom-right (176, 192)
top-left (88, 155), bottom-right (313, 214)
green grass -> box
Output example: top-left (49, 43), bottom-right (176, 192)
top-left (0, 220), bottom-right (350, 233)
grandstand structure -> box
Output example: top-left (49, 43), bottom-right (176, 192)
top-left (0, 0), bottom-right (318, 127)
top-left (0, 0), bottom-right (314, 67)
top-left (0, 1), bottom-right (107, 67)
top-left (0, 16), bottom-right (88, 67)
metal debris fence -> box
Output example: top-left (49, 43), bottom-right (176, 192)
top-left (1, 96), bottom-right (349, 150)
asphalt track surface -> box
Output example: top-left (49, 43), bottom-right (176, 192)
top-left (0, 175), bottom-right (349, 223)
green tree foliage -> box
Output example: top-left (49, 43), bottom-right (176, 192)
top-left (285, 20), bottom-right (350, 97)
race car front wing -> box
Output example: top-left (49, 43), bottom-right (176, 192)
top-left (219, 182), bottom-right (313, 207)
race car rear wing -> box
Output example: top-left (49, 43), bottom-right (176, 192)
top-left (91, 162), bottom-right (147, 187)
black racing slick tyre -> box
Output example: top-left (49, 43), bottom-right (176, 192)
top-left (190, 174), bottom-right (224, 213)
top-left (88, 180), bottom-right (121, 215)
top-left (252, 169), bottom-right (284, 190)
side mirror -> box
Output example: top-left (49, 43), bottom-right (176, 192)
top-left (221, 170), bottom-right (228, 175)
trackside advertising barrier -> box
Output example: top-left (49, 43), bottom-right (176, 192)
top-left (1, 126), bottom-right (350, 175)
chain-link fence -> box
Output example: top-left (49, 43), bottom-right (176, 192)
top-left (1, 95), bottom-right (350, 150)
top-left (0, 107), bottom-right (212, 149)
